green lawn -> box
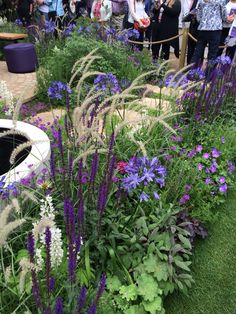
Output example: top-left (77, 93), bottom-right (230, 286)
top-left (165, 191), bottom-right (236, 314)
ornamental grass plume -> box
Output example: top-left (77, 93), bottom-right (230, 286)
top-left (0, 204), bottom-right (26, 247)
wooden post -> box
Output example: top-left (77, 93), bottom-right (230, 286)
top-left (178, 27), bottom-right (189, 70)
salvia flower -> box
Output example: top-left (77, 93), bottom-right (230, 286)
top-left (55, 297), bottom-right (63, 314)
top-left (196, 145), bottom-right (203, 152)
top-left (203, 152), bottom-right (210, 159)
top-left (219, 176), bottom-right (226, 184)
top-left (77, 286), bottom-right (87, 314)
top-left (48, 81), bottom-right (72, 100)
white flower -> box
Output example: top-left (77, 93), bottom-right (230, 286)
top-left (35, 248), bottom-right (43, 271)
top-left (50, 227), bottom-right (64, 267)
top-left (39, 195), bottom-right (55, 221)
top-left (0, 81), bottom-right (15, 116)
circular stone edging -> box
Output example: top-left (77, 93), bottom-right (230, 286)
top-left (0, 119), bottom-right (51, 185)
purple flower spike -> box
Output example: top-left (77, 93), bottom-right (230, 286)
top-left (205, 177), bottom-right (211, 184)
top-left (180, 194), bottom-right (190, 205)
top-left (44, 308), bottom-right (51, 314)
top-left (55, 297), bottom-right (63, 314)
top-left (27, 232), bottom-right (35, 260)
top-left (203, 153), bottom-right (210, 159)
top-left (49, 277), bottom-right (55, 292)
top-left (219, 183), bottom-right (227, 193)
top-left (77, 286), bottom-right (87, 314)
top-left (95, 273), bottom-right (106, 303)
top-left (211, 148), bottom-right (221, 158)
top-left (45, 227), bottom-right (52, 294)
top-left (87, 303), bottom-right (96, 314)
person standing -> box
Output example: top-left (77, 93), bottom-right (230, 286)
top-left (127, 0), bottom-right (150, 50)
top-left (90, 0), bottom-right (112, 22)
top-left (151, 0), bottom-right (181, 61)
top-left (191, 0), bottom-right (227, 66)
top-left (35, 0), bottom-right (53, 23)
top-left (217, 0), bottom-right (236, 60)
top-left (111, 0), bottom-right (127, 31)
top-left (17, 0), bottom-right (33, 26)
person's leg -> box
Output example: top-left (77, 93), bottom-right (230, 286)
top-left (207, 30), bottom-right (221, 61)
top-left (151, 22), bottom-right (160, 60)
top-left (161, 44), bottom-right (170, 60)
top-left (217, 28), bottom-right (228, 57)
top-left (137, 30), bottom-right (144, 51)
top-left (191, 30), bottom-right (207, 67)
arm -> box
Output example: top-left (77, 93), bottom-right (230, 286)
top-left (128, 0), bottom-right (140, 21)
top-left (196, 1), bottom-right (202, 22)
top-left (221, 2), bottom-right (227, 22)
top-left (161, 0), bottom-right (181, 17)
top-left (90, 0), bottom-right (95, 18)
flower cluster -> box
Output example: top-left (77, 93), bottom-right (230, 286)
top-left (187, 68), bottom-right (205, 81)
top-left (122, 156), bottom-right (166, 202)
top-left (32, 195), bottom-right (64, 269)
top-left (0, 176), bottom-right (17, 200)
top-left (44, 20), bottom-right (56, 34)
top-left (178, 144), bottom-right (235, 205)
top-left (94, 73), bottom-right (121, 95)
top-left (15, 19), bottom-right (23, 27)
top-left (215, 55), bottom-right (232, 65)
top-left (0, 80), bottom-right (15, 116)
top-left (164, 74), bottom-right (189, 88)
top-left (63, 23), bottom-right (76, 37)
top-left (47, 81), bottom-right (72, 100)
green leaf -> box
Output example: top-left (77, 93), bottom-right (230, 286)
top-left (155, 262), bottom-right (169, 282)
top-left (143, 254), bottom-right (157, 273)
top-left (119, 284), bottom-right (138, 301)
top-left (174, 259), bottom-right (191, 272)
top-left (178, 234), bottom-right (192, 249)
top-left (143, 296), bottom-right (163, 314)
top-left (16, 249), bottom-right (28, 262)
top-left (106, 276), bottom-right (122, 292)
top-left (137, 273), bottom-right (160, 302)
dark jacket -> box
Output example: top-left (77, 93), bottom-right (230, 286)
top-left (152, 0), bottom-right (181, 57)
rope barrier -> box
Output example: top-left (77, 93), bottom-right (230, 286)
top-left (127, 32), bottom-right (183, 45)
top-left (187, 32), bottom-right (233, 49)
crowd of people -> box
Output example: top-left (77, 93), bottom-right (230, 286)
top-left (16, 0), bottom-right (236, 65)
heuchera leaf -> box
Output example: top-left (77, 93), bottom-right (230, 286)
top-left (119, 284), bottom-right (138, 301)
top-left (106, 276), bottom-right (122, 292)
top-left (143, 296), bottom-right (163, 314)
top-left (137, 273), bottom-right (161, 301)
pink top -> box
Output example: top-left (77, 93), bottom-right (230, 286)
top-left (94, 0), bottom-right (102, 17)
